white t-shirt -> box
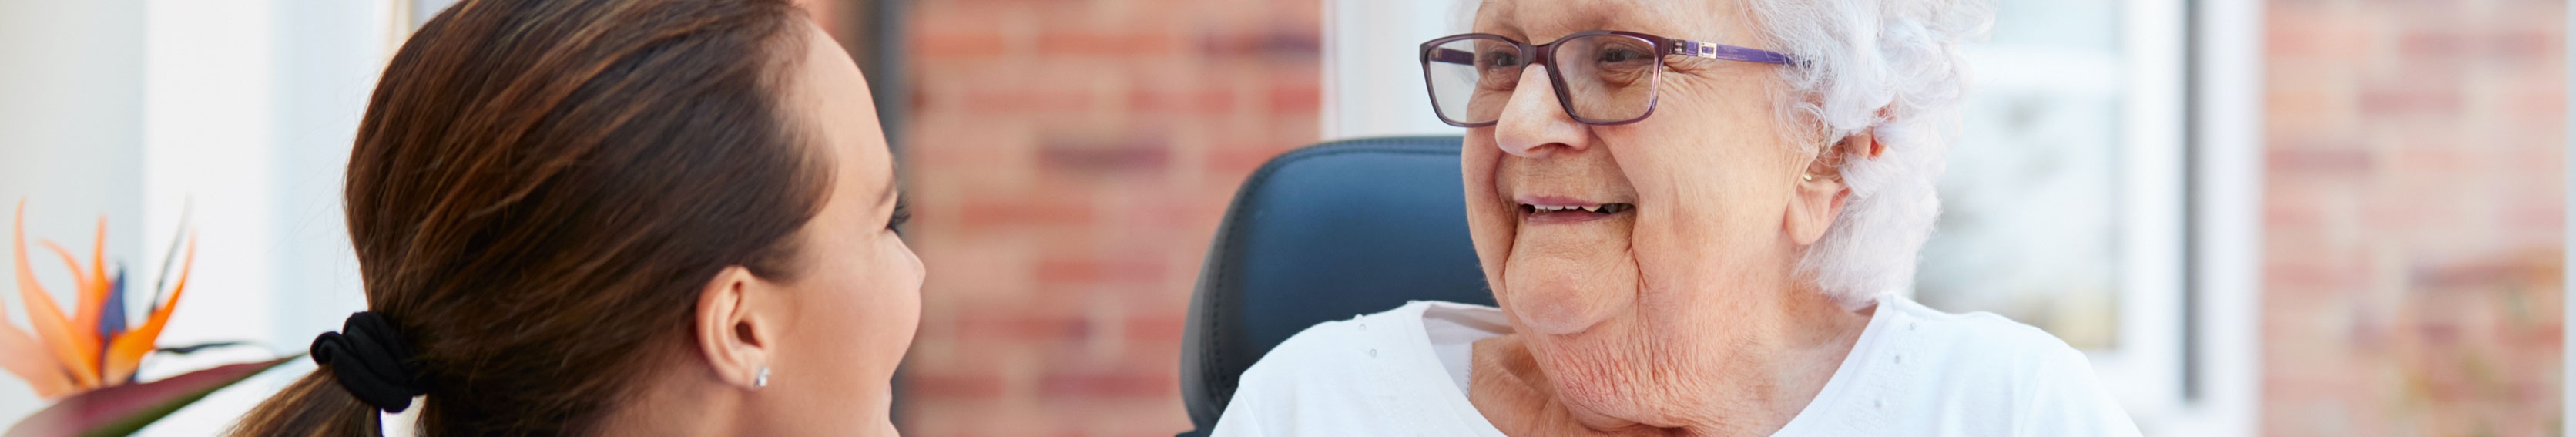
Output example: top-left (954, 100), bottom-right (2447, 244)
top-left (1212, 296), bottom-right (2142, 436)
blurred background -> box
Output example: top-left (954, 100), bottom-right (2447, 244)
top-left (0, 0), bottom-right (2561, 435)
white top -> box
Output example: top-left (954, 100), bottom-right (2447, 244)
top-left (1212, 297), bottom-right (2142, 436)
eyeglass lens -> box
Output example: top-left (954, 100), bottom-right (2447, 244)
top-left (1426, 34), bottom-right (1661, 126)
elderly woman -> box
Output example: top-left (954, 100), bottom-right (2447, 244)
top-left (1213, 0), bottom-right (2137, 435)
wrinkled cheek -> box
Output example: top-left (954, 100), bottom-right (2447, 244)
top-left (1461, 137), bottom-right (1518, 296)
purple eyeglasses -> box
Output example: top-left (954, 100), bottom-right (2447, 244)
top-left (1419, 30), bottom-right (1796, 127)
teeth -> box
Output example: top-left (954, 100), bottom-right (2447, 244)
top-left (1524, 204), bottom-right (1625, 213)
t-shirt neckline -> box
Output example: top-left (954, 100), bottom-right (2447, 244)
top-left (1407, 296), bottom-right (1900, 435)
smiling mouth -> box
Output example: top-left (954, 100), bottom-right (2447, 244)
top-left (1518, 202), bottom-right (1635, 224)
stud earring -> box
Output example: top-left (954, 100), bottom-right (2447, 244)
top-left (1801, 173), bottom-right (1816, 182)
top-left (755, 366), bottom-right (770, 388)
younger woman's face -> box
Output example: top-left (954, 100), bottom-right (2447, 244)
top-left (754, 21), bottom-right (924, 436)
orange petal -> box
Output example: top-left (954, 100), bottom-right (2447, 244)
top-left (0, 214), bottom-right (75, 398)
top-left (15, 202), bottom-right (101, 388)
top-left (103, 232), bottom-right (191, 385)
top-left (80, 216), bottom-right (109, 346)
top-left (0, 318), bottom-right (75, 398)
top-left (42, 240), bottom-right (102, 343)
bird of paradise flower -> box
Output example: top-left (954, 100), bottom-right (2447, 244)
top-left (2, 200), bottom-right (295, 437)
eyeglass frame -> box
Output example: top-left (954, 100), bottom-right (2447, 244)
top-left (1417, 30), bottom-right (1798, 127)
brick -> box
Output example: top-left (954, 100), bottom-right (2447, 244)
top-left (961, 89), bottom-right (1095, 113)
top-left (1126, 87), bottom-right (1236, 113)
top-left (1038, 369), bottom-right (1176, 398)
top-left (1263, 82), bottom-right (1321, 113)
top-left (2357, 89), bottom-right (2464, 116)
top-left (2268, 146), bottom-right (2375, 176)
top-left (958, 197), bottom-right (1095, 228)
top-left (1124, 314), bottom-right (1188, 342)
top-left (1197, 28), bottom-right (1322, 59)
top-left (908, 371), bottom-right (1011, 399)
top-left (901, 0), bottom-right (1323, 431)
top-left (1037, 30), bottom-right (1181, 57)
top-left (2474, 29), bottom-right (2561, 59)
top-left (954, 311), bottom-right (1084, 339)
top-left (1035, 258), bottom-right (1169, 284)
top-left (1038, 135), bottom-right (1172, 176)
top-left (914, 30), bottom-right (1011, 59)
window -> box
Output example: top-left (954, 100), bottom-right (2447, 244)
top-left (1916, 0), bottom-right (2189, 418)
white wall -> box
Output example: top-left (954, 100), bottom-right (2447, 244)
top-left (133, 1), bottom-right (388, 435)
top-left (0, 0), bottom-right (148, 424)
top-left (0, 0), bottom-right (389, 434)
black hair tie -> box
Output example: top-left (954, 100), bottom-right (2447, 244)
top-left (310, 311), bottom-right (430, 412)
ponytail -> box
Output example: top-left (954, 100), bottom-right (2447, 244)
top-left (223, 0), bottom-right (819, 434)
top-left (236, 311), bottom-right (427, 437)
top-left (229, 369), bottom-right (381, 437)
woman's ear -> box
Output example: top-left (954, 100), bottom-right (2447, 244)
top-left (694, 266), bottom-right (776, 390)
top-left (1785, 133), bottom-right (1867, 246)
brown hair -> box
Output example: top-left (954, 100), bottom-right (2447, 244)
top-left (231, 0), bottom-right (824, 435)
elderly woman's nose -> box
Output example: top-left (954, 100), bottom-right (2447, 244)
top-left (1494, 65), bottom-right (1591, 159)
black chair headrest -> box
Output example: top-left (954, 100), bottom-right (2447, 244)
top-left (1177, 136), bottom-right (1494, 435)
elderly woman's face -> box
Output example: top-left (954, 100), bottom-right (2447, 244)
top-left (1461, 0), bottom-right (1840, 422)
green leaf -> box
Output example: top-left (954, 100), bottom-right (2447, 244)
top-left (5, 355), bottom-right (298, 437)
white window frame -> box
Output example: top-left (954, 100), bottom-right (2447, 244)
top-left (2171, 0), bottom-right (2262, 434)
top-left (1320, 0), bottom-right (1471, 140)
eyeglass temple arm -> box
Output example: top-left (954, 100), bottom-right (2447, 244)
top-left (1665, 39), bottom-right (1797, 66)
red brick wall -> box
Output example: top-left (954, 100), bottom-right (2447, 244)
top-left (897, 0), bottom-right (1321, 435)
top-left (2262, 0), bottom-right (2565, 435)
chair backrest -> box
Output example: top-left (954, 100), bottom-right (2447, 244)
top-left (1176, 136), bottom-right (1494, 436)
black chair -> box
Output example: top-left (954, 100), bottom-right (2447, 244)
top-left (1175, 136), bottom-right (1494, 437)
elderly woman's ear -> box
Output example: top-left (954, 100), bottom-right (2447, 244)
top-left (1786, 132), bottom-right (1874, 246)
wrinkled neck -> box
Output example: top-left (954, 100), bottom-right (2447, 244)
top-left (1588, 284), bottom-right (1874, 437)
top-left (1686, 285), bottom-right (1871, 436)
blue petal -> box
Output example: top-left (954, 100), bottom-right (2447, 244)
top-left (102, 263), bottom-right (128, 339)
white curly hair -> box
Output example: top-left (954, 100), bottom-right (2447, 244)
top-left (1748, 0), bottom-right (1994, 308)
